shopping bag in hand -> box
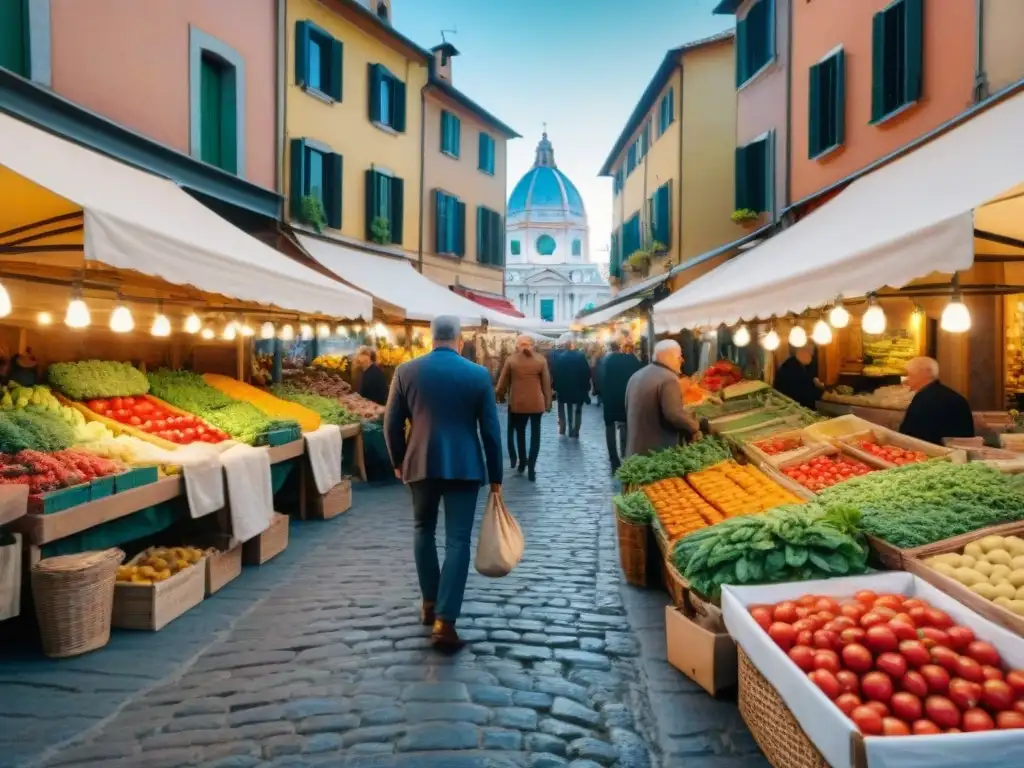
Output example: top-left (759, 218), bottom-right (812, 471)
top-left (474, 491), bottom-right (524, 577)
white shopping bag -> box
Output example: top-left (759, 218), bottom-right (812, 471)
top-left (474, 491), bottom-right (524, 577)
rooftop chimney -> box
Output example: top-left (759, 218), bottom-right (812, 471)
top-left (431, 42), bottom-right (459, 83)
top-left (373, 0), bottom-right (391, 25)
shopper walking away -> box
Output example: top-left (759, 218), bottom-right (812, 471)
top-left (549, 343), bottom-right (567, 434)
top-left (495, 334), bottom-right (552, 481)
top-left (601, 340), bottom-right (642, 472)
top-left (553, 341), bottom-right (591, 438)
top-left (358, 347), bottom-right (390, 406)
top-left (899, 356), bottom-right (974, 445)
top-left (625, 339), bottom-right (702, 458)
top-left (384, 315), bottom-right (503, 653)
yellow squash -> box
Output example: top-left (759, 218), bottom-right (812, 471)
top-left (201, 374), bottom-right (321, 433)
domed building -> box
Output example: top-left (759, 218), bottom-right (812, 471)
top-left (505, 131), bottom-right (609, 324)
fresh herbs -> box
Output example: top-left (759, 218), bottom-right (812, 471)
top-left (48, 361), bottom-right (150, 400)
top-left (269, 385), bottom-right (359, 426)
top-left (614, 437), bottom-right (732, 486)
top-left (0, 409), bottom-right (76, 454)
top-left (613, 491), bottom-right (655, 525)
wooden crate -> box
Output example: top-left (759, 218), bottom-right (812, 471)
top-left (867, 519), bottom-right (1024, 571)
top-left (242, 512), bottom-right (289, 565)
top-left (186, 533), bottom-right (242, 596)
top-left (740, 429), bottom-right (823, 469)
top-left (308, 478), bottom-right (352, 521)
top-left (838, 427), bottom-right (963, 469)
top-left (760, 443), bottom-right (881, 502)
top-left (111, 554), bottom-right (205, 631)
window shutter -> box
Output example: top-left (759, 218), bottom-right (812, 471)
top-left (364, 169), bottom-right (377, 239)
top-left (329, 38), bottom-right (344, 101)
top-left (393, 80), bottom-right (407, 132)
top-left (495, 213), bottom-right (505, 266)
top-left (456, 201), bottom-right (466, 257)
top-left (295, 22), bottom-right (310, 87)
top-left (658, 183), bottom-right (671, 248)
top-left (477, 132), bottom-right (486, 170)
top-left (766, 0), bottom-right (776, 60)
top-left (476, 207), bottom-right (485, 264)
top-left (870, 12), bottom-right (886, 122)
top-left (903, 0), bottom-right (924, 103)
top-left (808, 62), bottom-right (821, 158)
top-left (734, 145), bottom-right (747, 210)
top-left (833, 50), bottom-right (846, 148)
top-left (434, 190), bottom-right (445, 253)
top-left (390, 176), bottom-right (404, 244)
top-left (325, 153), bottom-right (343, 229)
top-left (440, 112), bottom-right (448, 152)
top-left (736, 17), bottom-right (747, 86)
top-left (368, 64), bottom-right (383, 122)
top-left (453, 117), bottom-right (461, 157)
top-left (289, 139), bottom-right (306, 220)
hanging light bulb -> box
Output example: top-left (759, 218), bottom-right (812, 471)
top-left (811, 318), bottom-right (833, 345)
top-left (109, 296), bottom-right (134, 333)
top-left (374, 322), bottom-right (389, 339)
top-left (201, 326), bottom-right (215, 340)
top-left (260, 322), bottom-right (276, 340)
top-left (941, 278), bottom-right (971, 333)
top-left (300, 323), bottom-right (314, 340)
top-left (861, 295), bottom-right (887, 335)
top-left (761, 328), bottom-right (780, 351)
top-left (239, 320), bottom-right (255, 337)
top-left (788, 324), bottom-right (808, 348)
top-left (352, 324), bottom-right (362, 334)
top-left (317, 322), bottom-right (330, 338)
top-left (732, 324), bottom-right (751, 348)
top-left (37, 312), bottom-right (52, 326)
top-left (0, 279), bottom-right (11, 318)
top-left (335, 325), bottom-right (348, 337)
top-left (151, 312), bottom-right (171, 337)
top-left (280, 323), bottom-right (295, 341)
top-left (184, 312), bottom-right (202, 334)
top-left (222, 322), bottom-right (237, 341)
top-left (65, 288), bottom-right (91, 329)
top-left (829, 298), bottom-right (850, 329)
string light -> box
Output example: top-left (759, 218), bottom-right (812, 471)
top-left (300, 323), bottom-right (314, 340)
top-left (788, 324), bottom-right (808, 348)
top-left (0, 279), bottom-right (10, 318)
top-left (260, 322), bottom-right (276, 339)
top-left (317, 322), bottom-right (331, 338)
top-left (861, 294), bottom-right (887, 335)
top-left (811, 318), bottom-right (833, 345)
top-left (239, 321), bottom-right (255, 337)
top-left (373, 322), bottom-right (388, 339)
top-left (222, 322), bottom-right (237, 341)
top-left (200, 326), bottom-right (215, 340)
top-left (941, 277), bottom-right (971, 333)
top-left (65, 288), bottom-right (91, 329)
top-left (280, 324), bottom-right (295, 341)
top-left (184, 312), bottom-right (202, 334)
top-left (761, 328), bottom-right (780, 351)
top-left (335, 325), bottom-right (348, 337)
top-left (109, 297), bottom-right (134, 333)
top-left (37, 312), bottom-right (52, 326)
top-left (732, 324), bottom-right (751, 348)
top-left (829, 298), bottom-right (850, 329)
top-left (150, 308), bottom-right (171, 337)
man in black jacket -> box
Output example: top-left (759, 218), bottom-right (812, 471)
top-left (899, 357), bottom-right (974, 445)
top-left (774, 345), bottom-right (823, 410)
top-left (600, 340), bottom-right (643, 472)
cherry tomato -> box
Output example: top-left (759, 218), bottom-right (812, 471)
top-left (851, 705), bottom-right (883, 735)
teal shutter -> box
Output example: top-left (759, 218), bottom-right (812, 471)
top-left (364, 170), bottom-right (378, 239)
top-left (766, 0), bottom-right (776, 60)
top-left (294, 21), bottom-right (310, 87)
top-left (455, 201), bottom-right (466, 257)
top-left (476, 207), bottom-right (485, 264)
top-left (478, 132), bottom-right (486, 171)
top-left (870, 12), bottom-right (886, 122)
top-left (453, 116), bottom-right (461, 158)
top-left (0, 0), bottom-right (28, 77)
top-left (493, 213), bottom-right (504, 266)
top-left (736, 17), bottom-right (747, 86)
top-left (200, 57), bottom-right (222, 167)
top-left (289, 139), bottom-right (306, 220)
top-left (390, 176), bottom-right (404, 244)
top-left (325, 153), bottom-right (342, 229)
top-left (657, 183), bottom-right (671, 247)
top-left (734, 145), bottom-right (747, 209)
top-left (329, 38), bottom-right (344, 101)
top-left (221, 64), bottom-right (238, 174)
top-left (392, 80), bottom-right (407, 132)
top-left (808, 62), bottom-right (821, 158)
top-left (903, 0), bottom-right (924, 103)
top-left (434, 191), bottom-right (445, 253)
top-left (834, 50), bottom-right (846, 148)
top-left (368, 64), bottom-right (383, 122)
top-left (440, 112), bottom-right (447, 151)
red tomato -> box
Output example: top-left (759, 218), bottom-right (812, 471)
top-left (930, 646), bottom-right (960, 673)
top-left (996, 711), bottom-right (1024, 729)
top-left (947, 678), bottom-right (982, 710)
top-left (788, 646), bottom-right (816, 672)
top-left (792, 618), bottom-right (816, 634)
top-left (815, 597), bottom-right (840, 614)
top-left (907, 606), bottom-right (929, 626)
top-left (129, 416), bottom-right (142, 426)
top-left (902, 599), bottom-right (926, 610)
top-left (1006, 669), bottom-right (1024, 696)
top-left (945, 626), bottom-right (975, 651)
top-left (799, 596), bottom-right (820, 609)
top-left (888, 619), bottom-right (918, 642)
top-left (926, 608), bottom-right (954, 630)
top-left (750, 606), bottom-right (773, 631)
top-left (851, 705), bottom-right (883, 735)
top-left (962, 708), bottom-right (995, 732)
top-left (860, 612), bottom-right (887, 629)
top-left (865, 626), bottom-right (899, 654)
top-left (813, 630), bottom-right (840, 651)
top-left (874, 595), bottom-right (905, 612)
top-left (865, 700), bottom-right (890, 717)
top-left (981, 679), bottom-right (1014, 711)
top-left (773, 602), bottom-right (798, 624)
top-left (835, 692), bottom-right (862, 716)
top-left (855, 590), bottom-right (878, 606)
top-left (111, 397), bottom-right (123, 410)
top-left (873, 607), bottom-right (897, 620)
top-left (795, 630), bottom-right (814, 647)
top-left (768, 622), bottom-right (796, 651)
top-left (840, 603), bottom-right (866, 621)
top-left (813, 650), bottom-right (841, 674)
top-left (981, 665), bottom-right (1004, 682)
top-left (898, 640), bottom-right (930, 669)
top-left (877, 653), bottom-right (908, 680)
top-left (890, 692), bottom-right (922, 723)
top-left (920, 665), bottom-right (951, 694)
top-left (956, 656), bottom-right (985, 684)
top-left (965, 641), bottom-right (1002, 668)
top-left (836, 670), bottom-right (860, 695)
top-left (808, 669), bottom-right (842, 699)
top-left (862, 671), bottom-right (894, 703)
top-left (911, 719), bottom-right (941, 735)
top-left (901, 670), bottom-right (929, 699)
top-left (881, 717), bottom-right (911, 736)
top-left (839, 627), bottom-right (867, 647)
top-left (917, 627), bottom-right (950, 649)
top-left (826, 617), bottom-right (856, 633)
top-left (925, 696), bottom-right (961, 729)
top-left (841, 644), bottom-right (874, 674)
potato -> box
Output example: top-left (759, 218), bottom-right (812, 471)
top-left (955, 568), bottom-right (986, 587)
top-left (993, 582), bottom-right (1018, 600)
top-left (1008, 600), bottom-right (1024, 616)
top-left (970, 582), bottom-right (998, 600)
top-left (1004, 536), bottom-right (1024, 557)
top-left (1008, 569), bottom-right (1024, 588)
top-left (1018, 585), bottom-right (1024, 600)
top-left (986, 549), bottom-right (1012, 567)
top-left (959, 554), bottom-right (977, 569)
top-left (933, 562), bottom-right (958, 579)
top-left (973, 560), bottom-right (995, 577)
top-left (1011, 555), bottom-right (1024, 571)
top-left (929, 553), bottom-right (961, 567)
top-left (989, 564), bottom-right (1012, 584)
top-left (979, 535), bottom-right (1007, 553)
top-left (995, 596), bottom-right (1014, 609)
top-left (964, 542), bottom-right (985, 559)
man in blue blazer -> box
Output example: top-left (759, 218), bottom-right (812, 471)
top-left (384, 315), bottom-right (503, 652)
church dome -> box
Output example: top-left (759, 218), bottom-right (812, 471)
top-left (508, 132), bottom-right (586, 220)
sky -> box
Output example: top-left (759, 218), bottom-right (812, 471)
top-left (393, 0), bottom-right (733, 265)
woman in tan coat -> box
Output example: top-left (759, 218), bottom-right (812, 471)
top-left (495, 335), bottom-right (552, 482)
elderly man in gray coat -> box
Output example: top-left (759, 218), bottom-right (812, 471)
top-left (624, 339), bottom-right (702, 458)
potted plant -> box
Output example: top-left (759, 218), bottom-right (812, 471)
top-left (300, 195), bottom-right (327, 233)
top-left (650, 240), bottom-right (668, 258)
top-left (370, 216), bottom-right (391, 245)
top-left (731, 208), bottom-right (760, 229)
top-left (626, 249), bottom-right (651, 276)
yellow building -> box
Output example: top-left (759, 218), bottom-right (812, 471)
top-left (599, 31), bottom-right (737, 291)
top-left (421, 44), bottom-right (519, 296)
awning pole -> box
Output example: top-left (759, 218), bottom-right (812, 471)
top-left (646, 305), bottom-right (655, 360)
top-left (272, 338), bottom-right (283, 384)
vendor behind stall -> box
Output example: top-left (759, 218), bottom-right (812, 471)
top-left (899, 356), bottom-right (974, 445)
top-left (773, 345), bottom-right (823, 409)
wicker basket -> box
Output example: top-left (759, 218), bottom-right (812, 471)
top-left (615, 515), bottom-right (648, 587)
top-left (737, 647), bottom-right (829, 768)
top-left (31, 548), bottom-right (124, 658)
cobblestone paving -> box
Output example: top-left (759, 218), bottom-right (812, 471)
top-left (2, 407), bottom-right (765, 768)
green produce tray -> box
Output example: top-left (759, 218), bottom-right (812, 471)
top-left (261, 426), bottom-right (302, 447)
top-left (114, 466), bottom-right (159, 492)
top-left (33, 483), bottom-right (91, 515)
top-left (90, 475), bottom-right (115, 501)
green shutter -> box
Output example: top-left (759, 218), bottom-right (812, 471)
top-left (478, 132), bottom-right (486, 171)
top-left (834, 50), bottom-right (846, 148)
top-left (453, 116), bottom-right (461, 158)
top-left (808, 62), bottom-right (821, 158)
top-left (325, 153), bottom-right (342, 229)
top-left (390, 176), bottom-right (404, 244)
top-left (493, 213), bottom-right (504, 267)
top-left (734, 145), bottom-right (747, 210)
top-left (0, 0), bottom-right (28, 77)
top-left (736, 17), bottom-right (747, 86)
top-left (476, 207), bottom-right (485, 264)
top-left (456, 201), bottom-right (466, 257)
top-left (903, 0), bottom-right (924, 104)
top-left (200, 57), bottom-right (222, 167)
top-left (294, 21), bottom-right (310, 87)
top-left (368, 64), bottom-right (383, 122)
top-left (392, 80), bottom-right (407, 132)
top-left (434, 191), bottom-right (445, 253)
top-left (365, 169), bottom-right (378, 239)
top-left (870, 12), bottom-right (886, 122)
top-left (289, 139), bottom-right (306, 220)
top-left (221, 64), bottom-right (238, 174)
top-left (765, 0), bottom-right (776, 60)
top-left (657, 183), bottom-right (671, 248)
top-left (329, 38), bottom-right (344, 101)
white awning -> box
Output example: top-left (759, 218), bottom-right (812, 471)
top-left (654, 88), bottom-right (1024, 332)
top-left (577, 297), bottom-right (643, 328)
top-left (0, 113), bottom-right (373, 319)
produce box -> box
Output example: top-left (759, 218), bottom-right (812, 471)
top-left (89, 475), bottom-right (115, 501)
top-left (112, 547), bottom-right (206, 631)
top-left (242, 512), bottom-right (289, 565)
top-left (768, 446), bottom-right (878, 497)
top-left (802, 414), bottom-right (876, 443)
top-left (998, 433), bottom-right (1024, 452)
top-left (666, 602), bottom-right (737, 695)
top-left (722, 572), bottom-right (1024, 768)
top-left (308, 478), bottom-right (352, 521)
top-left (742, 430), bottom-right (828, 469)
top-left (29, 483), bottom-right (91, 515)
top-left (114, 465), bottom-right (159, 493)
top-left (262, 426), bottom-right (303, 447)
top-left (838, 427), bottom-right (962, 469)
top-left (906, 525), bottom-right (1024, 637)
top-left (722, 380), bottom-right (769, 400)
top-left (186, 533), bottom-right (242, 596)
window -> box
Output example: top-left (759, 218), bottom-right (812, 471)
top-left (0, 0), bottom-right (28, 77)
top-left (649, 181), bottom-right (672, 248)
top-left (736, 0), bottom-right (775, 87)
top-left (478, 132), bottom-right (495, 175)
top-left (295, 21), bottom-right (343, 101)
top-left (199, 53), bottom-right (238, 174)
top-left (510, 239), bottom-right (521, 256)
top-left (536, 234), bottom-right (556, 256)
top-left (735, 135), bottom-right (771, 214)
top-left (365, 169), bottom-right (404, 244)
top-left (809, 50), bottom-right (846, 158)
top-left (871, 0), bottom-right (924, 123)
top-left (441, 110), bottom-right (461, 157)
top-left (639, 123), bottom-right (650, 158)
top-left (658, 88), bottom-right (675, 136)
top-left (477, 207), bottom-right (504, 266)
top-left (610, 229), bottom-right (621, 278)
top-left (289, 139), bottom-right (342, 229)
top-left (626, 144), bottom-right (637, 175)
top-left (613, 167), bottom-right (623, 196)
top-left (434, 190), bottom-right (465, 256)
top-left (540, 299), bottom-right (555, 322)
top-left (622, 213), bottom-right (641, 258)
top-left (572, 239), bottom-right (582, 257)
top-left (368, 64), bottom-right (406, 132)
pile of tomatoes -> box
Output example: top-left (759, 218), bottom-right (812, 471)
top-left (856, 440), bottom-right (929, 466)
top-left (750, 590), bottom-right (1024, 735)
top-left (753, 436), bottom-right (803, 456)
top-left (86, 396), bottom-right (231, 445)
top-left (780, 454), bottom-right (875, 492)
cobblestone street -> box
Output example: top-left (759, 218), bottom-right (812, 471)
top-left (1, 407), bottom-right (764, 768)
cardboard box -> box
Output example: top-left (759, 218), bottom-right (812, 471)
top-left (665, 604), bottom-right (737, 695)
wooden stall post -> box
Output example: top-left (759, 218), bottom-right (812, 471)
top-left (272, 338), bottom-right (283, 384)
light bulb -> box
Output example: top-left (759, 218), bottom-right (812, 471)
top-left (352, 324), bottom-right (362, 333)
top-left (0, 280), bottom-right (11, 318)
top-left (811, 319), bottom-right (833, 345)
top-left (184, 313), bottom-right (202, 334)
top-left (240, 322), bottom-right (255, 337)
top-left (280, 323), bottom-right (295, 341)
top-left (260, 322), bottom-right (275, 340)
top-left (732, 325), bottom-right (751, 347)
top-left (788, 325), bottom-right (808, 348)
top-left (151, 313), bottom-right (171, 337)
top-left (829, 303), bottom-right (850, 329)
top-left (300, 323), bottom-right (313, 340)
top-left (374, 322), bottom-right (388, 338)
top-left (761, 329), bottom-right (780, 351)
top-left (941, 297), bottom-right (971, 333)
top-left (317, 323), bottom-right (330, 338)
top-left (65, 298), bottom-right (91, 329)
top-left (201, 326), bottom-right (215, 340)
top-left (862, 303), bottom-right (887, 335)
top-left (335, 325), bottom-right (348, 337)
top-left (110, 303), bottom-right (134, 333)
top-left (222, 322), bottom-right (237, 341)
top-left (37, 312), bottom-right (52, 326)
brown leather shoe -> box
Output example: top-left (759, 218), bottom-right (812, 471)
top-left (420, 602), bottom-right (436, 626)
top-left (431, 619), bottom-right (465, 654)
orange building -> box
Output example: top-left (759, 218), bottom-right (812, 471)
top-left (790, 0), bottom-right (976, 206)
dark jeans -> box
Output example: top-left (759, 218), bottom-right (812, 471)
top-left (558, 401), bottom-right (583, 435)
top-left (509, 412), bottom-right (542, 470)
top-left (605, 420), bottom-right (627, 470)
top-left (409, 480), bottom-right (481, 622)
